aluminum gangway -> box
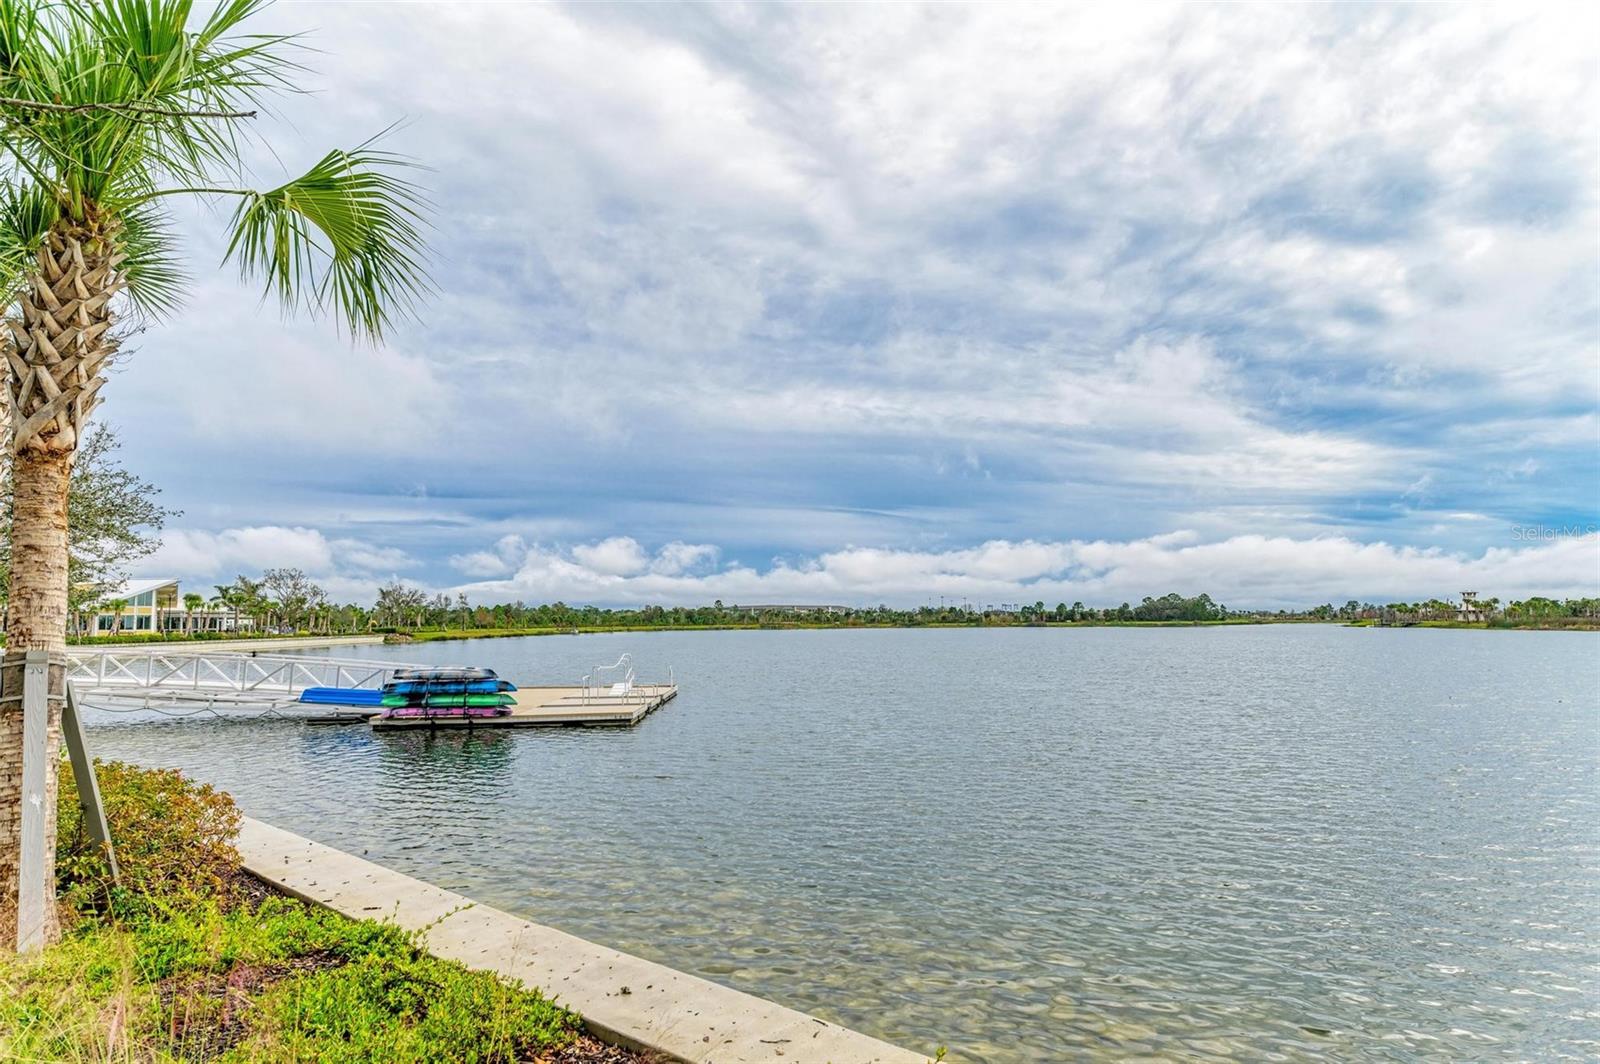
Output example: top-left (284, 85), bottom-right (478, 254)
top-left (66, 647), bottom-right (425, 710)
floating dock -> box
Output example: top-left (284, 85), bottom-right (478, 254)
top-left (368, 683), bottom-right (677, 731)
top-left (68, 647), bottom-right (678, 732)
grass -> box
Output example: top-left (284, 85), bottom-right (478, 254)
top-left (0, 891), bottom-right (583, 1062)
top-left (3, 761), bottom-right (608, 1063)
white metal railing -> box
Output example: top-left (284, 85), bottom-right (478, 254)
top-left (65, 648), bottom-right (425, 706)
top-left (581, 653), bottom-right (635, 705)
top-left (585, 656), bottom-right (640, 704)
top-left (68, 647), bottom-right (675, 714)
top-left (578, 655), bottom-right (677, 706)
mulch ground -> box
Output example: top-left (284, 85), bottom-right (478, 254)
top-left (223, 868), bottom-right (276, 912)
top-left (533, 1032), bottom-right (659, 1063)
top-left (159, 949), bottom-right (347, 1060)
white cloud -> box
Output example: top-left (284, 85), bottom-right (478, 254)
top-left (688, 335), bottom-right (1404, 494)
top-left (449, 535), bottom-right (528, 578)
top-left (145, 526), bottom-right (415, 588)
top-left (651, 541), bottom-right (719, 576)
top-left (118, 284), bottom-right (450, 455)
top-left (90, 3), bottom-right (1598, 590)
top-left (454, 531), bottom-right (1600, 610)
top-left (330, 540), bottom-right (418, 572)
top-left (570, 536), bottom-right (651, 576)
top-left (149, 527), bottom-right (335, 578)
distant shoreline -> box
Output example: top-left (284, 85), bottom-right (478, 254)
top-left (386, 617), bottom-right (1597, 644)
top-left (391, 618), bottom-right (1315, 642)
top-left (1343, 618), bottom-right (1599, 632)
top-left (36, 616), bottom-right (1593, 651)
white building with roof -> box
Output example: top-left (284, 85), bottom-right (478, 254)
top-left (81, 579), bottom-right (248, 637)
top-left (84, 578), bottom-right (179, 635)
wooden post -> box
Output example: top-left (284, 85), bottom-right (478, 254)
top-left (15, 649), bottom-right (49, 953)
top-left (62, 682), bottom-right (117, 884)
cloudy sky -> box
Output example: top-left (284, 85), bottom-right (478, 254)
top-left (120, 1), bottom-right (1598, 608)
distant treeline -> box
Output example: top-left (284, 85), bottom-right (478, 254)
top-left (201, 581), bottom-right (1247, 632)
top-left (362, 588), bottom-right (1600, 630)
top-left (104, 574), bottom-right (1598, 638)
top-left (1322, 595), bottom-right (1599, 623)
top-left (175, 581), bottom-right (1459, 633)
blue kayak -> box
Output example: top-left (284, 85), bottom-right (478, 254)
top-left (384, 679), bottom-right (517, 696)
top-left (299, 687), bottom-right (385, 707)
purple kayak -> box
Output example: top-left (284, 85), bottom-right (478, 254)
top-left (380, 704), bottom-right (510, 719)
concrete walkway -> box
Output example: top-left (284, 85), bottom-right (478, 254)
top-left (166, 634), bottom-right (387, 653)
top-left (237, 818), bottom-right (929, 1064)
top-left (70, 634), bottom-right (387, 653)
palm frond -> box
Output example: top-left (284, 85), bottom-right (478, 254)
top-left (118, 198), bottom-right (186, 320)
top-left (224, 141), bottom-right (430, 340)
top-left (0, 0), bottom-right (302, 205)
top-left (86, 0), bottom-right (301, 122)
top-left (0, 180), bottom-right (55, 296)
top-left (1, 1), bottom-right (429, 338)
top-left (0, 0), bottom-right (47, 85)
top-left (85, 0), bottom-right (299, 104)
top-left (78, 0), bottom-right (301, 190)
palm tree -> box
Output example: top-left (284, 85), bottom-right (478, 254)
top-left (207, 591), bottom-right (228, 634)
top-left (103, 596), bottom-right (128, 636)
top-left (212, 583), bottom-right (236, 633)
top-left (0, 0), bottom-right (427, 944)
top-left (182, 591), bottom-right (203, 635)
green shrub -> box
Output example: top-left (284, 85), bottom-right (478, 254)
top-left (58, 761), bottom-right (242, 918)
top-left (13, 763), bottom-right (588, 1062)
top-left (244, 942), bottom-right (576, 1062)
top-left (128, 894), bottom-right (383, 983)
top-left (0, 893), bottom-right (580, 1063)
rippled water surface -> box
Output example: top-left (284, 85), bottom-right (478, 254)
top-left (84, 626), bottom-right (1599, 1060)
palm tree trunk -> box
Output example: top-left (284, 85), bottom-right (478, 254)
top-left (1, 217), bottom-right (120, 947)
top-left (4, 452), bottom-right (72, 646)
top-left (0, 449), bottom-right (73, 946)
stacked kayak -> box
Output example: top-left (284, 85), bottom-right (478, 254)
top-left (299, 687), bottom-right (384, 707)
top-left (379, 667), bottom-right (517, 719)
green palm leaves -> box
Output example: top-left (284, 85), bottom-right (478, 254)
top-left (226, 141), bottom-right (428, 338)
top-left (0, 0), bottom-right (428, 340)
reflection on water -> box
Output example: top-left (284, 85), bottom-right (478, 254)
top-left (83, 626), bottom-right (1600, 1061)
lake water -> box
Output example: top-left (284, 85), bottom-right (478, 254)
top-left (81, 626), bottom-right (1599, 1061)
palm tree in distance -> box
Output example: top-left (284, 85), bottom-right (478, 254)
top-left (0, 0), bottom-right (429, 944)
top-left (208, 589), bottom-right (230, 634)
top-left (183, 591), bottom-right (203, 635)
top-left (103, 596), bottom-right (127, 636)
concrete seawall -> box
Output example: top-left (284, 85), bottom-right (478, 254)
top-left (70, 634), bottom-right (388, 654)
top-left (237, 817), bottom-right (929, 1063)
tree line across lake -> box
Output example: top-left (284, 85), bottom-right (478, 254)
top-left (74, 577), bottom-right (1600, 639)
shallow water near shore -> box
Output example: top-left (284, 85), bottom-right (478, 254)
top-left (82, 625), bottom-right (1599, 1061)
